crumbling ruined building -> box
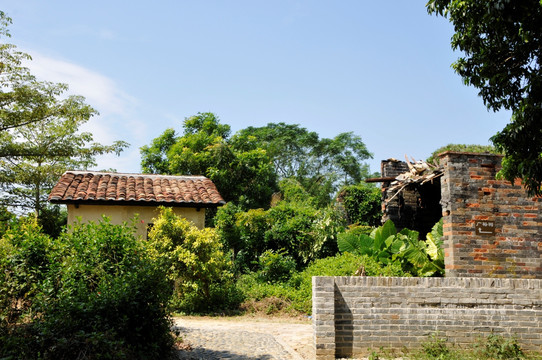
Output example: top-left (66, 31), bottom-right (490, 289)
top-left (369, 151), bottom-right (542, 278)
top-left (314, 151), bottom-right (542, 360)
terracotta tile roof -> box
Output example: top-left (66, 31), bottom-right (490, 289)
top-left (48, 171), bottom-right (226, 207)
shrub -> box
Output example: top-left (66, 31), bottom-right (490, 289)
top-left (337, 183), bottom-right (382, 226)
top-left (38, 204), bottom-right (68, 238)
top-left (256, 249), bottom-right (296, 283)
top-left (421, 333), bottom-right (450, 359)
top-left (478, 333), bottom-right (524, 360)
top-left (147, 207), bottom-right (242, 314)
top-left (238, 252), bottom-right (408, 315)
top-left (216, 197), bottom-right (344, 272)
top-left (0, 217), bottom-right (176, 360)
top-left (0, 218), bottom-right (56, 325)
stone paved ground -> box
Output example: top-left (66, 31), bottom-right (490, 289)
top-left (173, 317), bottom-right (314, 360)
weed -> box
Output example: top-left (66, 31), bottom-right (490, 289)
top-left (477, 333), bottom-right (524, 360)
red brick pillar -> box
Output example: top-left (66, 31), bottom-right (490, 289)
top-left (439, 152), bottom-right (542, 278)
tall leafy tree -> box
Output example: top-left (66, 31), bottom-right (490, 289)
top-left (232, 123), bottom-right (373, 205)
top-left (1, 11), bottom-right (50, 136)
top-left (141, 112), bottom-right (277, 209)
top-left (427, 1), bottom-right (542, 195)
top-left (0, 104), bottom-right (127, 216)
top-left (0, 12), bottom-right (128, 217)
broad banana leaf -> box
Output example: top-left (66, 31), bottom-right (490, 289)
top-left (373, 220), bottom-right (396, 251)
top-left (359, 234), bottom-right (375, 256)
top-left (337, 232), bottom-right (361, 254)
top-left (426, 219), bottom-right (444, 259)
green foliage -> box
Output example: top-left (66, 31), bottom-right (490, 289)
top-left (238, 252), bottom-right (408, 315)
top-left (421, 333), bottom-right (450, 359)
top-left (142, 117), bottom-right (374, 210)
top-left (0, 12), bottom-right (128, 216)
top-left (141, 112), bottom-right (278, 209)
top-left (214, 201), bottom-right (243, 260)
top-left (255, 250), bottom-right (296, 283)
top-left (0, 218), bottom-right (55, 326)
top-left (265, 200), bottom-right (329, 266)
top-left (37, 204), bottom-right (67, 238)
top-left (338, 182), bottom-right (382, 226)
top-left (478, 333), bottom-right (524, 360)
top-left (216, 180), bottom-right (344, 271)
top-left (0, 206), bottom-right (16, 237)
top-left (232, 122), bottom-right (373, 206)
top-left (233, 207), bottom-right (270, 271)
top-left (427, 144), bottom-right (501, 165)
top-left (427, 1), bottom-right (542, 195)
top-left (0, 217), bottom-right (175, 360)
top-left (147, 207), bottom-right (242, 313)
top-left (493, 104), bottom-right (542, 195)
top-left (337, 219), bottom-right (444, 277)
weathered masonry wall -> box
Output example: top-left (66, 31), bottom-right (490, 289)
top-left (439, 152), bottom-right (542, 278)
top-left (313, 276), bottom-right (542, 359)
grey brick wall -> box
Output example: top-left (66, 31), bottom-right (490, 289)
top-left (313, 276), bottom-right (542, 359)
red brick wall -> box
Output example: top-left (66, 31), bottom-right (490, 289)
top-left (439, 152), bottom-right (542, 278)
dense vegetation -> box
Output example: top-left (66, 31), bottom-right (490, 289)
top-left (141, 113), bottom-right (376, 210)
top-left (0, 218), bottom-right (176, 359)
top-left (0, 11), bottom-right (127, 236)
top-left (4, 4), bottom-right (537, 355)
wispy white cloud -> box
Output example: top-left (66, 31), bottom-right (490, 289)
top-left (22, 51), bottom-right (146, 172)
top-left (26, 52), bottom-right (136, 116)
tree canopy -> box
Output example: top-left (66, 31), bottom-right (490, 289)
top-left (141, 115), bottom-right (374, 209)
top-left (427, 0), bottom-right (542, 194)
top-left (232, 123), bottom-right (374, 206)
top-left (141, 112), bottom-right (277, 209)
top-left (0, 11), bottom-right (128, 218)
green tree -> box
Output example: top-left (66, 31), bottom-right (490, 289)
top-left (141, 112), bottom-right (277, 209)
top-left (0, 95), bottom-right (127, 216)
top-left (0, 11), bottom-right (36, 133)
top-left (0, 12), bottom-right (72, 138)
top-left (427, 1), bottom-right (542, 195)
top-left (0, 12), bottom-right (128, 218)
top-left (232, 123), bottom-right (373, 205)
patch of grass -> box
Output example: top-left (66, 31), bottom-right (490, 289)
top-left (368, 333), bottom-right (542, 360)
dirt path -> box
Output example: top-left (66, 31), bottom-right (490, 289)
top-left (173, 316), bottom-right (314, 359)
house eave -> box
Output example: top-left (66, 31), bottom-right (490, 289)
top-left (49, 199), bottom-right (226, 208)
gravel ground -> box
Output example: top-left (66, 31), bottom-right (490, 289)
top-left (173, 316), bottom-right (314, 360)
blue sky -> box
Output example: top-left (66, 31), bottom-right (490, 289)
top-left (2, 1), bottom-right (511, 175)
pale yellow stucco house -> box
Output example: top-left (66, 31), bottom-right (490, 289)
top-left (48, 171), bottom-right (225, 239)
